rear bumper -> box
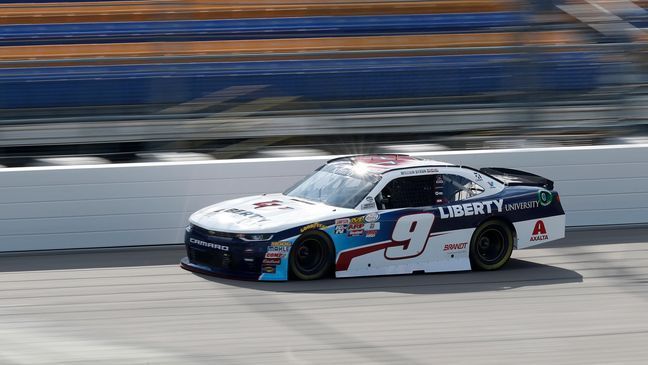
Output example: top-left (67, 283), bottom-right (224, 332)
top-left (514, 214), bottom-right (566, 249)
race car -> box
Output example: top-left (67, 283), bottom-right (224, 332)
top-left (181, 154), bottom-right (565, 281)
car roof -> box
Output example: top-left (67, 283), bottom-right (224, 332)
top-left (326, 154), bottom-right (454, 174)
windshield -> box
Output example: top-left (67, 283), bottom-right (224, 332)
top-left (284, 163), bottom-right (381, 208)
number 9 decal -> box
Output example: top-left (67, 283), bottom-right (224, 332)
top-left (385, 213), bottom-right (435, 259)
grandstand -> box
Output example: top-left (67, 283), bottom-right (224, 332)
top-left (0, 0), bottom-right (645, 160)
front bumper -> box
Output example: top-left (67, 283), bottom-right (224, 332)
top-left (181, 226), bottom-right (288, 281)
top-left (180, 257), bottom-right (261, 280)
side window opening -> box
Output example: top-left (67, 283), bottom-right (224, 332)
top-left (378, 175), bottom-right (437, 210)
top-left (377, 173), bottom-right (485, 210)
top-left (444, 174), bottom-right (485, 202)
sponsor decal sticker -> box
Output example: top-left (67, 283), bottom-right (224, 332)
top-left (253, 200), bottom-right (282, 209)
top-left (349, 223), bottom-right (363, 230)
top-left (365, 230), bottom-right (378, 238)
top-left (364, 222), bottom-right (380, 231)
top-left (474, 172), bottom-right (483, 181)
top-left (361, 196), bottom-right (377, 210)
top-left (505, 200), bottom-right (539, 211)
top-left (400, 168), bottom-right (439, 176)
top-left (265, 251), bottom-right (285, 259)
top-left (189, 238), bottom-right (229, 252)
top-left (271, 241), bottom-right (291, 247)
top-left (443, 242), bottom-right (467, 251)
top-left (350, 216), bottom-right (365, 224)
top-left (262, 266), bottom-right (276, 274)
top-left (262, 258), bottom-right (281, 265)
top-left (300, 223), bottom-right (326, 233)
top-left (487, 181), bottom-right (495, 188)
top-left (530, 220), bottom-right (549, 242)
top-left (268, 246), bottom-right (289, 252)
top-left (268, 241), bottom-right (290, 252)
top-left (223, 208), bottom-right (268, 222)
top-left (438, 199), bottom-right (503, 219)
top-left (364, 212), bottom-right (380, 223)
top-left (537, 189), bottom-right (553, 206)
top-left (348, 222), bottom-right (364, 236)
top-left (335, 219), bottom-right (349, 234)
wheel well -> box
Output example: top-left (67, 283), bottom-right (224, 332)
top-left (290, 230), bottom-right (336, 280)
top-left (296, 230), bottom-right (334, 249)
top-left (476, 216), bottom-right (518, 249)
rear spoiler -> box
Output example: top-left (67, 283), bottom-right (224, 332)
top-left (480, 167), bottom-right (554, 190)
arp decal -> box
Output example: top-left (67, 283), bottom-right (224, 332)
top-left (531, 220), bottom-right (549, 241)
top-left (348, 223), bottom-right (364, 236)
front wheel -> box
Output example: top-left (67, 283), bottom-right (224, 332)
top-left (469, 220), bottom-right (514, 271)
top-left (289, 233), bottom-right (334, 280)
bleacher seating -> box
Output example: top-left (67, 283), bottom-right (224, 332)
top-left (0, 0), bottom-right (619, 115)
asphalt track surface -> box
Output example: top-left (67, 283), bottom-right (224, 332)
top-left (1, 226), bottom-right (647, 364)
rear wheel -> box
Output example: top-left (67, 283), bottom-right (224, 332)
top-left (469, 220), bottom-right (514, 270)
top-left (289, 233), bottom-right (334, 280)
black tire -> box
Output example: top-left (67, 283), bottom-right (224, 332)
top-left (289, 232), bottom-right (334, 280)
top-left (469, 220), bottom-right (514, 271)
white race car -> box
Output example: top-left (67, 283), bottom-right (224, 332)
top-left (181, 154), bottom-right (565, 280)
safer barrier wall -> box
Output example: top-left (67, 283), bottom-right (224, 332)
top-left (1, 144), bottom-right (647, 252)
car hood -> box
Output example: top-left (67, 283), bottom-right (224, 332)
top-left (189, 193), bottom-right (358, 233)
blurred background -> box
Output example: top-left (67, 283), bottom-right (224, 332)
top-left (0, 0), bottom-right (646, 166)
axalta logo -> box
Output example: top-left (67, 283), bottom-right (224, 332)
top-left (443, 243), bottom-right (467, 251)
top-left (189, 238), bottom-right (229, 252)
top-left (530, 220), bottom-right (549, 242)
top-left (438, 199), bottom-right (503, 219)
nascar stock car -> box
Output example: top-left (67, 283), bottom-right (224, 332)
top-left (181, 154), bottom-right (565, 281)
